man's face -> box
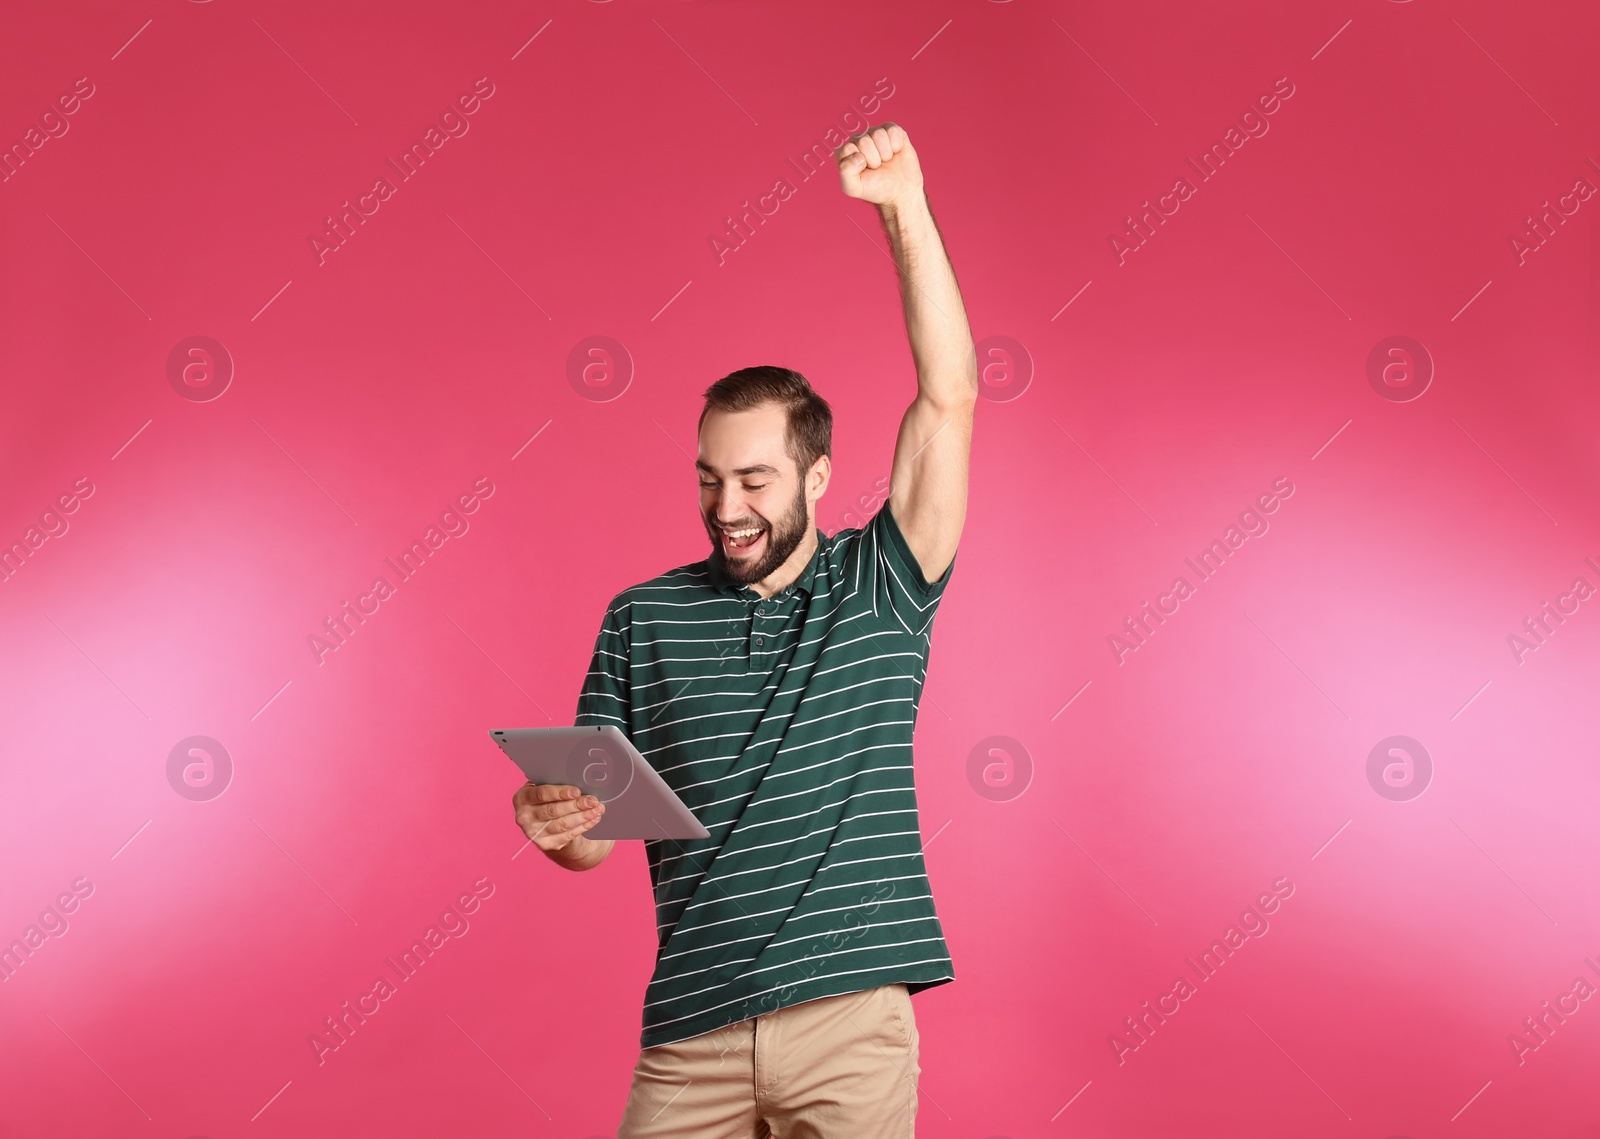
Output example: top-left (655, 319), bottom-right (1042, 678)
top-left (697, 403), bottom-right (823, 586)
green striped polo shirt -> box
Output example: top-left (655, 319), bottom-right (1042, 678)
top-left (574, 499), bottom-right (957, 1049)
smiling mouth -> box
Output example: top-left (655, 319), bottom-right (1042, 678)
top-left (721, 526), bottom-right (766, 554)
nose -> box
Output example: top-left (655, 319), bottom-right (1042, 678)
top-left (710, 496), bottom-right (747, 527)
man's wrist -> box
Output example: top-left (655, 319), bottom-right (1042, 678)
top-left (877, 187), bottom-right (929, 225)
top-left (544, 834), bottom-right (610, 871)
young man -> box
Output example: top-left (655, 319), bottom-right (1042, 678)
top-left (512, 123), bottom-right (977, 1137)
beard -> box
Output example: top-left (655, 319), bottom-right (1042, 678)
top-left (707, 476), bottom-right (810, 586)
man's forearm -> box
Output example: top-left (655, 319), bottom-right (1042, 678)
top-left (879, 191), bottom-right (978, 407)
top-left (545, 835), bottom-right (614, 872)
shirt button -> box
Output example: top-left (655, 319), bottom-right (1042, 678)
top-left (755, 636), bottom-right (765, 645)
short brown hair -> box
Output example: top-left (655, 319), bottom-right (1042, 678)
top-left (699, 365), bottom-right (832, 476)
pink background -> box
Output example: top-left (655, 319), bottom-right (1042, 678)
top-left (3, 1), bottom-right (1599, 1136)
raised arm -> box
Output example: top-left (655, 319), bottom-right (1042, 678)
top-left (837, 123), bottom-right (977, 584)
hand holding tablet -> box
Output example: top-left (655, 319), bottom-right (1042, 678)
top-left (511, 781), bottom-right (609, 856)
top-left (494, 726), bottom-right (710, 843)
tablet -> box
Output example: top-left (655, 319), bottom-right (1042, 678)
top-left (491, 725), bottom-right (710, 841)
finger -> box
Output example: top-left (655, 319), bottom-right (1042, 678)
top-left (836, 140), bottom-right (860, 160)
top-left (532, 795), bottom-right (596, 823)
top-left (543, 792), bottom-right (602, 820)
top-left (550, 804), bottom-right (604, 837)
top-left (528, 805), bottom-right (594, 844)
top-left (514, 805), bottom-right (545, 835)
top-left (854, 132), bottom-right (882, 167)
top-left (520, 784), bottom-right (578, 812)
top-left (517, 795), bottom-right (574, 829)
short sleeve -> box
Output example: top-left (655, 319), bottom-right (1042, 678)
top-left (857, 500), bottom-right (955, 637)
top-left (574, 597), bottom-right (631, 735)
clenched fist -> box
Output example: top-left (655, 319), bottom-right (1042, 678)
top-left (837, 122), bottom-right (923, 207)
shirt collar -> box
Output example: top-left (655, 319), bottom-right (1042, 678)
top-left (707, 529), bottom-right (823, 601)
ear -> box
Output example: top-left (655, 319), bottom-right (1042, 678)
top-left (808, 455), bottom-right (831, 500)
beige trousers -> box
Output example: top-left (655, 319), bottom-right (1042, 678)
top-left (616, 984), bottom-right (921, 1138)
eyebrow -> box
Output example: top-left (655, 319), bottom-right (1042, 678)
top-left (696, 461), bottom-right (782, 476)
